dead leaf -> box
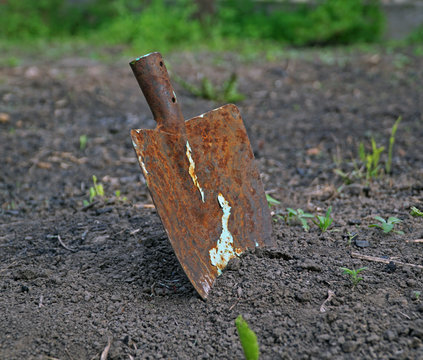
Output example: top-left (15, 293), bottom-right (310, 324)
top-left (306, 147), bottom-right (321, 156)
top-left (37, 161), bottom-right (52, 169)
top-left (0, 113), bottom-right (10, 124)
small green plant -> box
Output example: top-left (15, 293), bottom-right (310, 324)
top-left (334, 168), bottom-right (364, 185)
top-left (340, 267), bottom-right (367, 287)
top-left (235, 315), bottom-right (259, 360)
top-left (359, 138), bottom-right (384, 179)
top-left (313, 206), bottom-right (333, 232)
top-left (286, 208), bottom-right (314, 231)
top-left (79, 134), bottom-right (88, 151)
top-left (385, 116), bottom-right (401, 174)
top-left (410, 206), bottom-right (423, 218)
top-left (412, 291), bottom-right (421, 301)
top-left (369, 216), bottom-right (403, 234)
top-left (83, 175), bottom-right (104, 206)
top-left (115, 190), bottom-right (127, 202)
top-left (345, 231), bottom-right (358, 246)
top-left (266, 194), bottom-right (280, 208)
top-left (175, 73), bottom-right (245, 103)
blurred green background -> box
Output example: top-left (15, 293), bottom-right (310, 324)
top-left (1, 0), bottom-right (422, 59)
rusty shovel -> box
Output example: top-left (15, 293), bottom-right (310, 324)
top-left (130, 52), bottom-right (275, 299)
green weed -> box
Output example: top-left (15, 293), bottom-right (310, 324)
top-left (412, 291), bottom-right (421, 301)
top-left (369, 216), bottom-right (403, 234)
top-left (286, 208), bottom-right (314, 232)
top-left (334, 168), bottom-right (364, 185)
top-left (175, 73), bottom-right (245, 103)
top-left (385, 116), bottom-right (402, 174)
top-left (313, 206), bottom-right (333, 232)
top-left (235, 315), bottom-right (259, 360)
top-left (359, 138), bottom-right (384, 180)
top-left (345, 232), bottom-right (358, 246)
top-left (83, 175), bottom-right (104, 206)
top-left (115, 190), bottom-right (127, 202)
top-left (79, 134), bottom-right (88, 151)
top-left (410, 206), bottom-right (423, 218)
top-left (340, 267), bottom-right (367, 287)
top-left (266, 194), bottom-right (280, 208)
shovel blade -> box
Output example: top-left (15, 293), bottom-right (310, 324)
top-left (131, 104), bottom-right (273, 299)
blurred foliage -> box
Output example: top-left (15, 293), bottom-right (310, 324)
top-left (94, 0), bottom-right (202, 53)
top-left (219, 0), bottom-right (385, 45)
top-left (0, 0), bottom-right (388, 52)
top-left (406, 25), bottom-right (423, 44)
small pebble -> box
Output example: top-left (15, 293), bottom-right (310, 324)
top-left (366, 334), bottom-right (380, 344)
top-left (384, 261), bottom-right (396, 273)
top-left (348, 219), bottom-right (361, 225)
top-left (354, 239), bottom-right (370, 248)
top-left (406, 279), bottom-right (417, 287)
top-left (384, 330), bottom-right (396, 341)
top-left (342, 341), bottom-right (358, 353)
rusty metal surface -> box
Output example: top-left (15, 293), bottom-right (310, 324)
top-left (130, 53), bottom-right (274, 299)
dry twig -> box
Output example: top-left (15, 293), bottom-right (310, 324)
top-left (57, 235), bottom-right (77, 252)
top-left (0, 260), bottom-right (17, 273)
top-left (229, 298), bottom-right (241, 311)
top-left (405, 239), bottom-right (423, 243)
top-left (351, 252), bottom-right (423, 269)
top-left (100, 338), bottom-right (112, 360)
top-left (320, 290), bottom-right (335, 313)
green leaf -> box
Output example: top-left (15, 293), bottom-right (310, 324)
top-left (286, 208), bottom-right (297, 217)
top-left (410, 206), bottom-right (423, 217)
top-left (373, 216), bottom-right (386, 223)
top-left (235, 315), bottom-right (259, 360)
top-left (383, 223), bottom-right (394, 233)
top-left (89, 187), bottom-right (96, 203)
top-left (96, 184), bottom-right (104, 197)
top-left (266, 194), bottom-right (280, 207)
top-left (201, 77), bottom-right (216, 100)
top-left (79, 134), bottom-right (88, 150)
top-left (340, 267), bottom-right (353, 275)
top-left (300, 218), bottom-right (310, 232)
top-left (387, 217), bottom-right (402, 224)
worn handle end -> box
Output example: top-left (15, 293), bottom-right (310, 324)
top-left (130, 52), bottom-right (184, 134)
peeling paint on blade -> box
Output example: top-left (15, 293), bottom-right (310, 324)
top-left (200, 274), bottom-right (213, 295)
top-left (140, 159), bottom-right (148, 175)
top-left (186, 141), bottom-right (205, 202)
top-left (209, 193), bottom-right (240, 275)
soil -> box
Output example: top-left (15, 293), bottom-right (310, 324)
top-left (1, 48), bottom-right (423, 360)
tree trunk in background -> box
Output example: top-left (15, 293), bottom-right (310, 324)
top-left (194, 0), bottom-right (216, 21)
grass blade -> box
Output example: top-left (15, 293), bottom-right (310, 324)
top-left (235, 315), bottom-right (259, 360)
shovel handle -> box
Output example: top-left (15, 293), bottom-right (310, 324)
top-left (130, 52), bottom-right (185, 134)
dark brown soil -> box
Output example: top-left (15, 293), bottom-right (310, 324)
top-left (1, 48), bottom-right (423, 359)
